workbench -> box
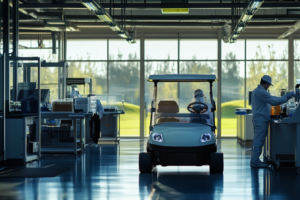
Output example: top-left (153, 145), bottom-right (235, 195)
top-left (266, 107), bottom-right (300, 174)
top-left (41, 112), bottom-right (93, 156)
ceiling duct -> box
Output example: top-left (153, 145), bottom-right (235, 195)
top-left (222, 23), bottom-right (231, 43)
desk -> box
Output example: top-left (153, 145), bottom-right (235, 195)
top-left (41, 112), bottom-right (92, 156)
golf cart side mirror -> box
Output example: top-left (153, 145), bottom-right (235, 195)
top-left (211, 100), bottom-right (216, 112)
top-left (150, 126), bottom-right (153, 131)
top-left (211, 126), bottom-right (217, 132)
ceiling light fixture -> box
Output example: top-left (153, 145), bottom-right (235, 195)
top-left (161, 8), bottom-right (189, 14)
top-left (81, 0), bottom-right (135, 43)
top-left (229, 0), bottom-right (264, 43)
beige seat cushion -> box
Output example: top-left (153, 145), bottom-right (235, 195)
top-left (157, 100), bottom-right (180, 123)
top-left (157, 100), bottom-right (179, 113)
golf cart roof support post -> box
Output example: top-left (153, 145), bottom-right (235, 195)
top-left (209, 81), bottom-right (216, 128)
top-left (154, 81), bottom-right (158, 111)
top-left (150, 81), bottom-right (158, 127)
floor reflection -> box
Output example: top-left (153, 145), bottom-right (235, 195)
top-left (0, 139), bottom-right (300, 200)
top-left (139, 170), bottom-right (224, 200)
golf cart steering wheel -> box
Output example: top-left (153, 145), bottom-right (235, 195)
top-left (187, 102), bottom-right (209, 114)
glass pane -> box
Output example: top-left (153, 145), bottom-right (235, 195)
top-left (109, 39), bottom-right (140, 60)
top-left (19, 49), bottom-right (58, 62)
top-left (294, 40), bottom-right (300, 60)
top-left (246, 61), bottom-right (288, 97)
top-left (222, 39), bottom-right (245, 60)
top-left (30, 67), bottom-right (58, 101)
top-left (67, 40), bottom-right (107, 60)
top-left (19, 39), bottom-right (58, 48)
top-left (221, 61), bottom-right (245, 137)
top-left (179, 61), bottom-right (218, 131)
top-left (180, 39), bottom-right (217, 60)
top-left (145, 39), bottom-right (178, 60)
top-left (9, 60), bottom-right (40, 114)
top-left (144, 61), bottom-right (177, 136)
top-left (246, 40), bottom-right (288, 60)
top-left (68, 62), bottom-right (108, 95)
top-left (109, 62), bottom-right (140, 137)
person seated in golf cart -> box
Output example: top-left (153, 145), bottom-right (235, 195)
top-left (190, 89), bottom-right (213, 125)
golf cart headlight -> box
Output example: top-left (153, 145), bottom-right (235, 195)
top-left (152, 133), bottom-right (163, 142)
top-left (201, 133), bottom-right (211, 142)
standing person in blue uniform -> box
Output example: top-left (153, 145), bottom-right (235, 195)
top-left (89, 97), bottom-right (104, 145)
top-left (251, 75), bottom-right (295, 168)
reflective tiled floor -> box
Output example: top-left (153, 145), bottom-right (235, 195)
top-left (0, 139), bottom-right (300, 200)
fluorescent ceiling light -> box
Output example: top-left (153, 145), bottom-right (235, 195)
top-left (118, 32), bottom-right (128, 39)
top-left (96, 13), bottom-right (113, 23)
top-left (81, 1), bottom-right (99, 12)
top-left (127, 39), bottom-right (136, 44)
top-left (109, 24), bottom-right (121, 32)
top-left (249, 1), bottom-right (264, 10)
top-left (232, 34), bottom-right (239, 39)
top-left (241, 14), bottom-right (253, 23)
top-left (230, 39), bottom-right (237, 43)
top-left (236, 25), bottom-right (245, 33)
top-left (161, 8), bottom-right (189, 14)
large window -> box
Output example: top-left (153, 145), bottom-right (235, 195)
top-left (145, 39), bottom-right (178, 60)
top-left (109, 62), bottom-right (140, 136)
top-left (67, 39), bottom-right (107, 60)
top-left (221, 40), bottom-right (245, 137)
top-left (68, 62), bottom-right (108, 95)
top-left (144, 39), bottom-right (218, 136)
top-left (18, 37), bottom-right (293, 138)
top-left (295, 40), bottom-right (300, 84)
top-left (221, 39), bottom-right (289, 137)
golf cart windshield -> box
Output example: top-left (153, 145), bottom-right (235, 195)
top-left (147, 74), bottom-right (217, 128)
top-left (154, 99), bottom-right (212, 125)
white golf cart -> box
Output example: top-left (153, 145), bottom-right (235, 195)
top-left (139, 74), bottom-right (223, 173)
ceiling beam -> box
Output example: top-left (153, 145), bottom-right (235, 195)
top-left (17, 22), bottom-right (293, 28)
top-left (19, 2), bottom-right (300, 10)
top-left (62, 15), bottom-right (299, 22)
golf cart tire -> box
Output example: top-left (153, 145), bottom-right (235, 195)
top-left (139, 152), bottom-right (153, 173)
top-left (210, 152), bottom-right (224, 174)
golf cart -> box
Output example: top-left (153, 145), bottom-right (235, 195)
top-left (139, 74), bottom-right (223, 173)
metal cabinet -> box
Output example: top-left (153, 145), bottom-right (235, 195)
top-left (6, 116), bottom-right (39, 162)
top-left (237, 113), bottom-right (254, 146)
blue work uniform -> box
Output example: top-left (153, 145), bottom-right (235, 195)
top-left (251, 85), bottom-right (288, 165)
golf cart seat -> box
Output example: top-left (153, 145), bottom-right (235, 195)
top-left (157, 100), bottom-right (180, 123)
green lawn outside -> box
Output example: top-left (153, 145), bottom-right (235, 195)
top-left (120, 100), bottom-right (246, 137)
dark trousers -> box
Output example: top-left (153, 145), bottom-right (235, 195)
top-left (89, 114), bottom-right (101, 144)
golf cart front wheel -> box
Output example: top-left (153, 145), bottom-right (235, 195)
top-left (139, 152), bottom-right (153, 173)
top-left (210, 152), bottom-right (224, 174)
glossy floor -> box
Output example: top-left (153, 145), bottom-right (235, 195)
top-left (0, 139), bottom-right (299, 200)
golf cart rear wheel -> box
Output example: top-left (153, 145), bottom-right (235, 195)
top-left (139, 152), bottom-right (153, 173)
top-left (210, 152), bottom-right (224, 173)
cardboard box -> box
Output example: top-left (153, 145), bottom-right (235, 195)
top-left (52, 101), bottom-right (73, 112)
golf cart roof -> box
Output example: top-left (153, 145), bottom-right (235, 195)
top-left (148, 74), bottom-right (217, 82)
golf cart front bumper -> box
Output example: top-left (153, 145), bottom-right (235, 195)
top-left (147, 143), bottom-right (217, 166)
